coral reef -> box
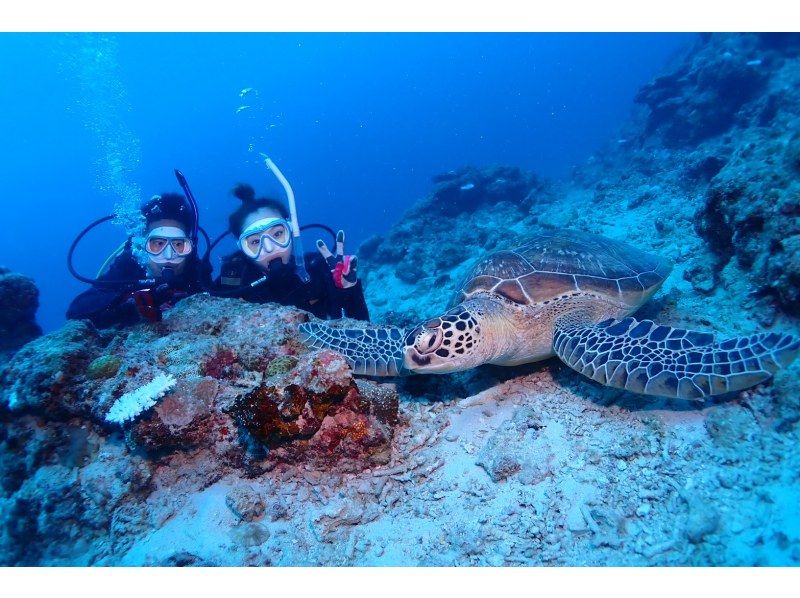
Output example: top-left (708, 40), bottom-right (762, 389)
top-left (0, 267), bottom-right (42, 364)
top-left (0, 320), bottom-right (105, 419)
top-left (570, 33), bottom-right (800, 319)
top-left (0, 295), bottom-right (400, 564)
top-left (1, 33), bottom-right (799, 566)
top-left (226, 350), bottom-right (396, 466)
top-left (634, 35), bottom-right (771, 148)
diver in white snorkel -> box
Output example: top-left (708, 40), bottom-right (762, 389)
top-left (214, 177), bottom-right (369, 321)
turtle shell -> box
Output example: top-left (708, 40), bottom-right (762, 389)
top-left (454, 230), bottom-right (673, 308)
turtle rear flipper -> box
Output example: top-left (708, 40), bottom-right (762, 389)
top-left (554, 317), bottom-right (800, 400)
top-left (299, 322), bottom-right (407, 376)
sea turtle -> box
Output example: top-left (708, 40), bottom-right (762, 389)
top-left (299, 230), bottom-right (800, 400)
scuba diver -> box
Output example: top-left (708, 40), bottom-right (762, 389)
top-left (215, 181), bottom-right (369, 321)
top-left (67, 191), bottom-right (211, 328)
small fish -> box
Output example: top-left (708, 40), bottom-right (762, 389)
top-left (235, 105), bottom-right (251, 115)
top-left (460, 183), bottom-right (475, 191)
top-left (239, 87), bottom-right (257, 98)
top-left (746, 59), bottom-right (762, 66)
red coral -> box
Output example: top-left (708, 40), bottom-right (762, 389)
top-left (226, 381), bottom-right (350, 447)
top-left (200, 347), bottom-right (241, 380)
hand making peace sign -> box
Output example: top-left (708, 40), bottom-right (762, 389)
top-left (316, 229), bottom-right (359, 289)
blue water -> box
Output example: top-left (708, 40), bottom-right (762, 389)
top-left (0, 33), bottom-right (695, 332)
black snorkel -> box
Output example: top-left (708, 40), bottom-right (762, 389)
top-left (174, 168), bottom-right (217, 287)
top-left (174, 169), bottom-right (200, 248)
top-left (160, 266), bottom-right (176, 283)
top-left (68, 173), bottom-right (210, 289)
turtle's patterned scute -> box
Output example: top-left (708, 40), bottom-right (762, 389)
top-left (300, 323), bottom-right (406, 376)
top-left (457, 230), bottom-right (672, 308)
top-left (553, 317), bottom-right (800, 400)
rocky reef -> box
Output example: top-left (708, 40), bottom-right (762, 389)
top-left (1, 291), bottom-right (797, 566)
top-left (577, 33), bottom-right (800, 323)
top-left (0, 267), bottom-right (42, 365)
top-left (0, 296), bottom-right (399, 565)
top-left (1, 33), bottom-right (799, 566)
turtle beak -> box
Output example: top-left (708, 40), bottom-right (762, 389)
top-left (404, 326), bottom-right (430, 367)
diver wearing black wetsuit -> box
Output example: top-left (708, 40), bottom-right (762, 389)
top-left (214, 183), bottom-right (369, 321)
top-left (217, 250), bottom-right (368, 320)
top-left (67, 250), bottom-right (208, 328)
top-left (67, 193), bottom-right (211, 328)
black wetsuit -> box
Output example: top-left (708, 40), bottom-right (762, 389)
top-left (67, 250), bottom-right (209, 328)
top-left (215, 251), bottom-right (369, 321)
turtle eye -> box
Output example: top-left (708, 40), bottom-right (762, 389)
top-left (414, 327), bottom-right (443, 354)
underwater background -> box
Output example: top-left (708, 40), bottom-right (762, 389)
top-left (1, 32), bottom-right (800, 567)
top-left (0, 33), bottom-right (692, 332)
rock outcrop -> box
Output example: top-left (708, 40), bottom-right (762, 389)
top-left (0, 267), bottom-right (42, 364)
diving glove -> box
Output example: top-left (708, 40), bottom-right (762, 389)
top-left (125, 289), bottom-right (162, 323)
top-left (317, 230), bottom-right (359, 290)
top-left (124, 284), bottom-right (176, 323)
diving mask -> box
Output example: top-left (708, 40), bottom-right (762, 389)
top-left (145, 226), bottom-right (193, 264)
top-left (239, 217), bottom-right (292, 261)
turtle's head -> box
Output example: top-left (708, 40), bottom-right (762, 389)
top-left (403, 306), bottom-right (486, 373)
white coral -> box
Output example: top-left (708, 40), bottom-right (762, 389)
top-left (105, 373), bottom-right (177, 425)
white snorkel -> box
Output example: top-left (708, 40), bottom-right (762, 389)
top-left (262, 155), bottom-right (310, 283)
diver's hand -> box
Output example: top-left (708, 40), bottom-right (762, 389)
top-left (152, 283), bottom-right (174, 307)
top-left (125, 289), bottom-right (162, 323)
top-left (317, 230), bottom-right (359, 289)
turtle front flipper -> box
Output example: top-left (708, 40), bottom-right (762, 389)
top-left (299, 322), bottom-right (408, 376)
top-left (553, 317), bottom-right (800, 400)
